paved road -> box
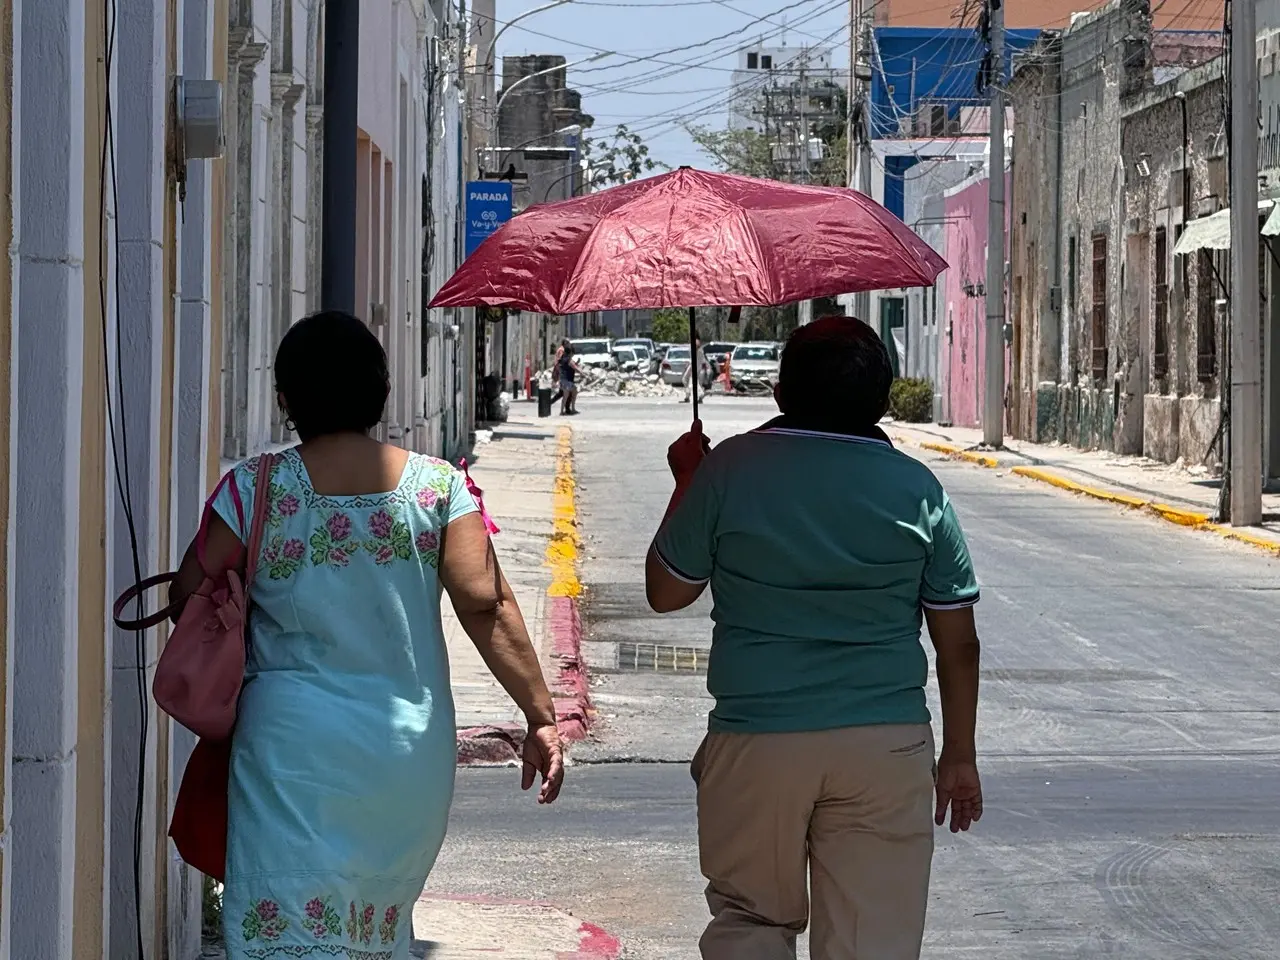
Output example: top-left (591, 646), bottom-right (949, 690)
top-left (428, 396), bottom-right (1280, 959)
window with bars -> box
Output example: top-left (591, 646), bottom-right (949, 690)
top-left (1091, 234), bottom-right (1108, 383)
top-left (1154, 228), bottom-right (1169, 379)
top-left (1196, 249), bottom-right (1218, 382)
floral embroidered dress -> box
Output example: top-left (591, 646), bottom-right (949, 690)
top-left (212, 447), bottom-right (478, 960)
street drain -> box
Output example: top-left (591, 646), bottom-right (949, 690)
top-left (610, 641), bottom-right (709, 675)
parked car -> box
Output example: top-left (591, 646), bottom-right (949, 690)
top-left (659, 344), bottom-right (692, 385)
top-left (616, 340), bottom-right (657, 374)
top-left (615, 336), bottom-right (657, 356)
top-left (660, 344), bottom-right (713, 388)
top-left (611, 345), bottom-right (643, 373)
top-left (728, 342), bottom-right (780, 394)
top-left (570, 338), bottom-right (613, 371)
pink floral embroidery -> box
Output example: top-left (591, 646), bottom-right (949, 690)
top-left (369, 509), bottom-right (396, 540)
top-left (416, 488), bottom-right (438, 509)
top-left (362, 508), bottom-right (414, 565)
top-left (278, 493), bottom-right (300, 517)
top-left (379, 904), bottom-right (401, 944)
top-left (264, 536), bottom-right (306, 580)
top-left (312, 513), bottom-right (360, 567)
top-left (303, 896), bottom-right (343, 940)
top-left (416, 530), bottom-right (441, 568)
top-left (242, 899), bottom-right (289, 941)
top-left (327, 513), bottom-right (353, 542)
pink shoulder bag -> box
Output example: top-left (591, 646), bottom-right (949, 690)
top-left (112, 453), bottom-right (276, 740)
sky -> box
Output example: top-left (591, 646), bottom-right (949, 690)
top-left (493, 0), bottom-right (858, 171)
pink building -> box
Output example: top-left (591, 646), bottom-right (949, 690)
top-left (940, 172), bottom-right (1010, 430)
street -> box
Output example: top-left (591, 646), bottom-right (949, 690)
top-left (427, 396), bottom-right (1280, 960)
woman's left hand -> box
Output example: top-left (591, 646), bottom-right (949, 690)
top-left (521, 722), bottom-right (565, 804)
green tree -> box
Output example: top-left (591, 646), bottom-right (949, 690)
top-left (685, 125), bottom-right (777, 179)
top-left (582, 124), bottom-right (667, 187)
top-left (687, 86), bottom-right (849, 187)
top-left (651, 308), bottom-right (690, 343)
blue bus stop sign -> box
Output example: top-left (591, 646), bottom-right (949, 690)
top-left (464, 181), bottom-right (513, 258)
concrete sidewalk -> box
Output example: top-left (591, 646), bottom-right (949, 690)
top-left (411, 895), bottom-right (621, 959)
top-left (890, 420), bottom-right (1280, 555)
top-left (448, 414), bottom-right (592, 762)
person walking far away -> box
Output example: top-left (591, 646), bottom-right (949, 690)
top-left (550, 337), bottom-right (568, 406)
top-left (167, 310), bottom-right (564, 960)
top-left (645, 315), bottom-right (983, 960)
top-left (558, 340), bottom-right (583, 416)
top-left (681, 336), bottom-right (711, 404)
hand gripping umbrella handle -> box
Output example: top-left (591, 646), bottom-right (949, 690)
top-left (689, 306), bottom-right (699, 423)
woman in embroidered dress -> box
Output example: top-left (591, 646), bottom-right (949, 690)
top-left (169, 310), bottom-right (564, 960)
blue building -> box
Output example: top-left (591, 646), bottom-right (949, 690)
top-left (870, 26), bottom-right (1041, 219)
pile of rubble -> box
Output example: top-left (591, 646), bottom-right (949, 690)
top-left (537, 367), bottom-right (680, 398)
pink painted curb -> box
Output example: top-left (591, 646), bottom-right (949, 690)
top-left (455, 594), bottom-right (594, 764)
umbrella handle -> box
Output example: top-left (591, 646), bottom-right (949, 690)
top-left (689, 306), bottom-right (699, 422)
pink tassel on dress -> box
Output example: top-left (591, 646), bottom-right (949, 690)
top-left (459, 458), bottom-right (500, 535)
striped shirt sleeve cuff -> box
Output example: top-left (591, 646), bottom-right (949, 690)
top-left (921, 591), bottom-right (980, 611)
top-left (652, 544), bottom-right (710, 585)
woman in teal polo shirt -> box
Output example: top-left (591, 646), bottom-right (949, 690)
top-left (646, 315), bottom-right (983, 960)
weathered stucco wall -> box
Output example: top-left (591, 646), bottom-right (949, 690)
top-left (1122, 62), bottom-right (1226, 466)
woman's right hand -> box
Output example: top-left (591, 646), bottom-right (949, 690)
top-left (522, 722), bottom-right (565, 804)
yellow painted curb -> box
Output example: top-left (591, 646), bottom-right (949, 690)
top-left (546, 427), bottom-right (583, 598)
top-left (1204, 523), bottom-right (1280, 555)
top-left (916, 439), bottom-right (999, 469)
top-left (897, 431), bottom-right (1280, 559)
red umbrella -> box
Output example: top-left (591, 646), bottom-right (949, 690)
top-left (430, 167), bottom-right (947, 417)
top-left (431, 167), bottom-right (946, 312)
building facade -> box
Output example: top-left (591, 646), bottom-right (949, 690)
top-left (0, 1), bottom-right (472, 957)
top-left (876, 0), bottom-right (1222, 31)
top-left (1007, 0), bottom-right (1153, 453)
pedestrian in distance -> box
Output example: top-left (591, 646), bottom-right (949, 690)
top-left (166, 311), bottom-right (564, 960)
top-left (681, 337), bottom-right (711, 404)
top-left (646, 315), bottom-right (983, 960)
top-left (550, 338), bottom-right (569, 406)
top-left (558, 341), bottom-right (583, 416)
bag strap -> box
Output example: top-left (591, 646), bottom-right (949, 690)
top-left (113, 572), bottom-right (182, 631)
top-left (243, 453), bottom-right (276, 586)
top-left (111, 453), bottom-right (275, 632)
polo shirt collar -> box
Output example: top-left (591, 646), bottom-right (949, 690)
top-left (753, 415), bottom-right (894, 448)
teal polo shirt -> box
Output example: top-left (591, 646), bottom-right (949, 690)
top-left (653, 420), bottom-right (979, 735)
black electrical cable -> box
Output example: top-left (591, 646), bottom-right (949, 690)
top-left (100, 0), bottom-right (150, 955)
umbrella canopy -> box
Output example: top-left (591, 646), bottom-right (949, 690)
top-left (429, 167), bottom-right (947, 313)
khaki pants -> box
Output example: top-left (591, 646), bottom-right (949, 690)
top-left (692, 724), bottom-right (935, 960)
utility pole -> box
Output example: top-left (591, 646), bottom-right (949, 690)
top-left (1229, 0), bottom-right (1262, 525)
top-left (320, 0), bottom-right (359, 314)
top-left (850, 0), bottom-right (873, 323)
top-left (799, 53), bottom-right (810, 183)
top-left (982, 0), bottom-right (1005, 448)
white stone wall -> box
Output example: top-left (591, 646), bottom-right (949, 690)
top-left (221, 0), bottom-right (322, 461)
top-left (9, 2), bottom-right (86, 956)
top-left (221, 0), bottom-right (471, 462)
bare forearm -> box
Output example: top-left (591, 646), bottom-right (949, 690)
top-left (935, 641), bottom-right (980, 758)
top-left (456, 590), bottom-right (556, 726)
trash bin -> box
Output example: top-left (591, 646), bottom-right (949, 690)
top-left (537, 387), bottom-right (553, 418)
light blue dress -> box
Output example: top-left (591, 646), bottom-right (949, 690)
top-left (212, 447), bottom-right (478, 960)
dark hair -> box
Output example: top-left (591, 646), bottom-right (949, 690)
top-left (274, 310), bottom-right (390, 441)
top-left (777, 314), bottom-right (893, 430)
